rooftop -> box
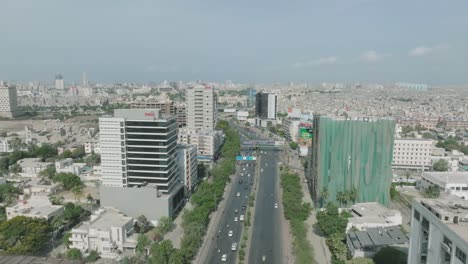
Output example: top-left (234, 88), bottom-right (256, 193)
top-left (75, 207), bottom-right (133, 231)
top-left (349, 202), bottom-right (401, 226)
top-left (347, 226), bottom-right (409, 250)
top-left (17, 158), bottom-right (52, 167)
top-left (8, 195), bottom-right (63, 218)
top-left (422, 171), bottom-right (468, 185)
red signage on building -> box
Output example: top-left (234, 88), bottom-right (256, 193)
top-left (145, 112), bottom-right (155, 117)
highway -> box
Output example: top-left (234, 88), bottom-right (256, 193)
top-left (248, 149), bottom-right (284, 264)
top-left (206, 154), bottom-right (256, 264)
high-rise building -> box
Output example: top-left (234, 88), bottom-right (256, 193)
top-left (0, 82), bottom-right (21, 118)
top-left (99, 109), bottom-right (184, 221)
top-left (246, 87), bottom-right (256, 108)
top-left (307, 116), bottom-right (395, 207)
top-left (55, 74), bottom-right (65, 91)
top-left (178, 144), bottom-right (198, 196)
top-left (131, 101), bottom-right (187, 128)
top-left (408, 196), bottom-right (468, 264)
top-left (186, 84), bottom-right (216, 131)
top-left (392, 139), bottom-right (433, 171)
top-left (255, 92), bottom-right (277, 126)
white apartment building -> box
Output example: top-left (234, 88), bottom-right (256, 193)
top-left (0, 137), bottom-right (12, 153)
top-left (236, 111), bottom-right (249, 121)
top-left (186, 84), bottom-right (216, 131)
top-left (99, 109), bottom-right (185, 221)
top-left (55, 158), bottom-right (86, 175)
top-left (16, 158), bottom-right (53, 177)
top-left (282, 119), bottom-right (301, 142)
top-left (409, 196), bottom-right (468, 264)
top-left (0, 83), bottom-right (20, 118)
top-left (6, 195), bottom-right (64, 220)
top-left (55, 74), bottom-right (65, 91)
top-left (421, 172), bottom-right (468, 200)
top-left (178, 128), bottom-right (224, 163)
top-left (69, 207), bottom-right (135, 259)
top-left (85, 140), bottom-right (100, 154)
top-left (178, 144), bottom-right (198, 195)
top-left (392, 139), bottom-right (433, 171)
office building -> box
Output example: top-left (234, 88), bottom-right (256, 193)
top-left (408, 196), bottom-right (468, 264)
top-left (178, 144), bottom-right (198, 195)
top-left (186, 84), bottom-right (216, 131)
top-left (131, 100), bottom-right (187, 128)
top-left (178, 128), bottom-right (224, 163)
top-left (307, 116), bottom-right (395, 207)
top-left (392, 139), bottom-right (433, 171)
top-left (246, 87), bottom-right (256, 108)
top-left (99, 109), bottom-right (184, 221)
top-left (421, 172), bottom-right (468, 200)
top-left (55, 74), bottom-right (65, 91)
top-left (70, 207), bottom-right (135, 259)
top-left (255, 92), bottom-right (277, 127)
top-left (0, 82), bottom-right (21, 118)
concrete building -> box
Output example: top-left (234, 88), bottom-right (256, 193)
top-left (55, 74), bottom-right (65, 91)
top-left (178, 144), bottom-right (198, 195)
top-left (85, 140), bottom-right (100, 154)
top-left (99, 109), bottom-right (184, 221)
top-left (347, 202), bottom-right (403, 232)
top-left (178, 128), bottom-right (224, 163)
top-left (0, 137), bottom-right (13, 153)
top-left (255, 92), bottom-right (277, 127)
top-left (421, 172), bottom-right (468, 200)
top-left (347, 226), bottom-right (408, 258)
top-left (236, 111), bottom-right (249, 121)
top-left (131, 101), bottom-right (187, 128)
top-left (16, 158), bottom-right (53, 177)
top-left (282, 118), bottom-right (301, 142)
top-left (55, 158), bottom-right (86, 175)
top-left (392, 139), bottom-right (433, 171)
top-left (6, 195), bottom-right (64, 220)
top-left (176, 104), bottom-right (187, 128)
top-left (408, 196), bottom-right (468, 264)
top-left (307, 115), bottom-right (395, 207)
top-left (186, 84), bottom-right (216, 131)
top-left (69, 207), bottom-right (135, 259)
top-left (0, 83), bottom-right (21, 118)
top-left (22, 178), bottom-right (60, 196)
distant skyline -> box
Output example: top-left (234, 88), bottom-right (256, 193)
top-left (1, 0), bottom-right (468, 84)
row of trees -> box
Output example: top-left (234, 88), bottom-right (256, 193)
top-left (320, 187), bottom-right (358, 208)
top-left (280, 169), bottom-right (314, 263)
top-left (436, 137), bottom-right (468, 154)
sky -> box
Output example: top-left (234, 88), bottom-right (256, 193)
top-left (1, 0), bottom-right (468, 84)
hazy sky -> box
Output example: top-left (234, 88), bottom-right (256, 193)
top-left (1, 0), bottom-right (468, 84)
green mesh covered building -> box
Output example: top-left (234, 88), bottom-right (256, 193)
top-left (307, 116), bottom-right (395, 208)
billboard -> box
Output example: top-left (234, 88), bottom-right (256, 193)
top-left (300, 127), bottom-right (312, 139)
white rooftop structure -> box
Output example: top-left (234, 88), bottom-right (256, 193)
top-left (421, 171), bottom-right (468, 200)
top-left (5, 195), bottom-right (64, 220)
top-left (347, 202), bottom-right (403, 232)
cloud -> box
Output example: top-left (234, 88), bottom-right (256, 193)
top-left (409, 44), bottom-right (448, 57)
top-left (293, 56), bottom-right (339, 68)
top-left (359, 50), bottom-right (389, 63)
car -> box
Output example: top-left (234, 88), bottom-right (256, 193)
top-left (221, 254), bottom-right (227, 262)
top-left (243, 168), bottom-right (246, 171)
top-left (242, 204), bottom-right (246, 210)
top-left (248, 174), bottom-right (251, 177)
top-left (240, 215), bottom-right (244, 221)
top-left (261, 168), bottom-right (264, 172)
top-left (234, 217), bottom-right (238, 222)
top-left (237, 192), bottom-right (240, 197)
top-left (235, 209), bottom-right (238, 214)
top-left (244, 185), bottom-right (248, 190)
top-left (274, 203), bottom-right (278, 208)
top-left (231, 243), bottom-right (238, 251)
top-left (228, 230), bottom-right (233, 237)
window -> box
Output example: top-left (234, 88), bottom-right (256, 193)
top-left (414, 210), bottom-right (420, 221)
top-left (456, 248), bottom-right (466, 263)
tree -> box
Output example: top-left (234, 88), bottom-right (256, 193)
top-left (372, 246), bottom-right (407, 264)
top-left (62, 232), bottom-right (72, 248)
top-left (67, 248), bottom-right (82, 260)
top-left (71, 185), bottom-right (84, 202)
top-left (34, 144), bottom-right (58, 160)
top-left (150, 240), bottom-right (175, 264)
top-left (39, 165), bottom-right (56, 179)
top-left (135, 215), bottom-right (152, 233)
top-left (320, 187), bottom-right (329, 207)
top-left (62, 202), bottom-right (85, 225)
top-left (9, 164), bottom-right (22, 174)
top-left (326, 233), bottom-right (347, 262)
top-left (336, 191), bottom-right (346, 208)
top-left (49, 194), bottom-right (65, 205)
top-left (0, 184), bottom-right (19, 205)
top-left (433, 159), bottom-right (449, 172)
top-left (71, 146), bottom-right (86, 159)
top-left (0, 216), bottom-right (51, 254)
top-left (289, 142), bottom-right (299, 150)
top-left (136, 234), bottom-right (150, 254)
top-left (155, 216), bottom-right (174, 235)
top-left (316, 203), bottom-right (348, 237)
top-left (424, 185), bottom-right (441, 198)
top-left (86, 193), bottom-right (94, 204)
top-left (85, 250), bottom-right (100, 262)
top-left (169, 249), bottom-right (187, 264)
top-left (9, 137), bottom-right (26, 151)
top-left (84, 154), bottom-right (101, 166)
top-left (346, 257), bottom-right (375, 264)
top-left (53, 172), bottom-right (82, 190)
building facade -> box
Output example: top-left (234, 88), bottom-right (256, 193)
top-left (392, 139), bottom-right (433, 171)
top-left (0, 138), bottom-right (12, 153)
top-left (408, 196), bottom-right (468, 264)
top-left (178, 144), bottom-right (198, 195)
top-left (307, 116), bottom-right (395, 207)
top-left (178, 128), bottom-right (224, 163)
top-left (0, 83), bottom-right (20, 118)
top-left (255, 92), bottom-right (277, 120)
top-left (85, 140), bottom-right (101, 154)
top-left (421, 172), bottom-right (468, 200)
top-left (99, 109), bottom-right (184, 221)
top-left (55, 74), bottom-right (65, 91)
top-left (186, 84), bottom-right (216, 131)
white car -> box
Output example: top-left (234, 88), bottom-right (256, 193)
top-left (261, 168), bottom-right (264, 172)
top-left (234, 217), bottom-right (238, 222)
top-left (231, 243), bottom-right (238, 251)
top-left (228, 230), bottom-right (233, 237)
top-left (274, 203), bottom-right (278, 208)
top-left (221, 254), bottom-right (227, 262)
top-left (240, 215), bottom-right (244, 221)
top-left (237, 192), bottom-right (240, 197)
top-left (243, 168), bottom-right (246, 171)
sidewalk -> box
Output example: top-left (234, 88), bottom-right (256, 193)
top-left (164, 202), bottom-right (193, 248)
top-left (193, 174), bottom-right (235, 264)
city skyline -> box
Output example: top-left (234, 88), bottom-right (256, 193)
top-left (1, 0), bottom-right (468, 84)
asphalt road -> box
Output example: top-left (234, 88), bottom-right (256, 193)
top-left (248, 149), bottom-right (284, 264)
top-left (206, 154), bottom-right (256, 264)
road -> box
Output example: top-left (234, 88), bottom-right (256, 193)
top-left (206, 155), bottom-right (256, 264)
top-left (248, 149), bottom-right (284, 264)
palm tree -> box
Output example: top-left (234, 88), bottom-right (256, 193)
top-left (348, 188), bottom-right (358, 205)
top-left (320, 187), bottom-right (329, 207)
top-left (72, 186), bottom-right (84, 202)
top-left (336, 192), bottom-right (345, 208)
